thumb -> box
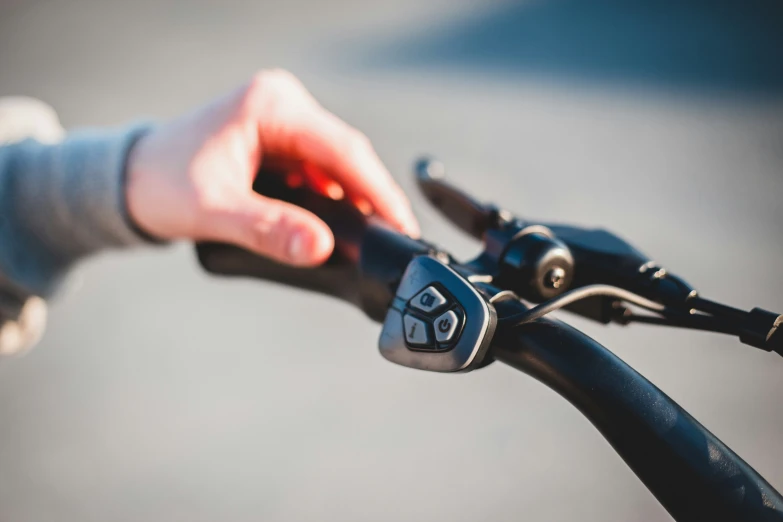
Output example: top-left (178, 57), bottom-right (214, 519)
top-left (206, 193), bottom-right (334, 267)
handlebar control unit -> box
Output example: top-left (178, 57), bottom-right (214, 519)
top-left (195, 158), bottom-right (783, 521)
top-left (378, 255), bottom-right (497, 372)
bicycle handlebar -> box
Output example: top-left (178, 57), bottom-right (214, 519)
top-left (194, 163), bottom-right (783, 521)
top-left (490, 296), bottom-right (783, 521)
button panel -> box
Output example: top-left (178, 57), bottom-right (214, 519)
top-left (378, 256), bottom-right (497, 373)
top-left (400, 284), bottom-right (464, 352)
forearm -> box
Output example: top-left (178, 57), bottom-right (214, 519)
top-left (0, 123), bottom-right (156, 298)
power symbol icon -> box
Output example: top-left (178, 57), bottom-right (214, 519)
top-left (434, 310), bottom-right (459, 343)
top-left (437, 319), bottom-right (451, 333)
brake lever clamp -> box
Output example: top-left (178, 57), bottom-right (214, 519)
top-left (378, 255), bottom-right (498, 373)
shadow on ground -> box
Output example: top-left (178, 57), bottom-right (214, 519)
top-left (359, 0), bottom-right (783, 98)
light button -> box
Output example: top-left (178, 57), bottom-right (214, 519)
top-left (410, 286), bottom-right (448, 314)
top-left (434, 310), bottom-right (460, 344)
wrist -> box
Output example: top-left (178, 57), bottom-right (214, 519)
top-left (124, 127), bottom-right (170, 244)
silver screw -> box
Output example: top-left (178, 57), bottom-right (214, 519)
top-left (545, 267), bottom-right (567, 289)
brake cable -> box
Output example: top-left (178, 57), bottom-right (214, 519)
top-left (497, 284), bottom-right (774, 346)
top-left (498, 284), bottom-right (665, 327)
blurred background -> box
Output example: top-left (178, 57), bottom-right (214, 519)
top-left (0, 0), bottom-right (781, 520)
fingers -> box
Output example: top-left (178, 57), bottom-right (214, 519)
top-left (286, 109), bottom-right (419, 237)
top-left (203, 192), bottom-right (334, 267)
top-left (248, 71), bottom-right (419, 237)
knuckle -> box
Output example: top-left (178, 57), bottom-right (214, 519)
top-left (266, 68), bottom-right (299, 85)
top-left (344, 129), bottom-right (372, 159)
top-left (247, 204), bottom-right (287, 246)
top-left (248, 69), bottom-right (301, 98)
top-left (193, 181), bottom-right (234, 215)
top-left (242, 69), bottom-right (311, 124)
top-left (352, 129), bottom-right (371, 147)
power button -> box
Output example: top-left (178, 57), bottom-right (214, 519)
top-left (434, 310), bottom-right (459, 343)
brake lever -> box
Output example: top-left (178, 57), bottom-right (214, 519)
top-left (415, 158), bottom-right (510, 239)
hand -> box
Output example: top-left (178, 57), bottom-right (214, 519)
top-left (126, 70), bottom-right (419, 266)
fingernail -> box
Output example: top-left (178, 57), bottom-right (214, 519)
top-left (287, 228), bottom-right (333, 265)
top-left (287, 230), bottom-right (310, 264)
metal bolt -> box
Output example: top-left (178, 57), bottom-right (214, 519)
top-left (545, 267), bottom-right (567, 289)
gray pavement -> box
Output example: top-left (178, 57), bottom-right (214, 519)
top-left (0, 1), bottom-right (781, 521)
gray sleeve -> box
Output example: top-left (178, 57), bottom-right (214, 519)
top-left (0, 123), bottom-right (157, 300)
